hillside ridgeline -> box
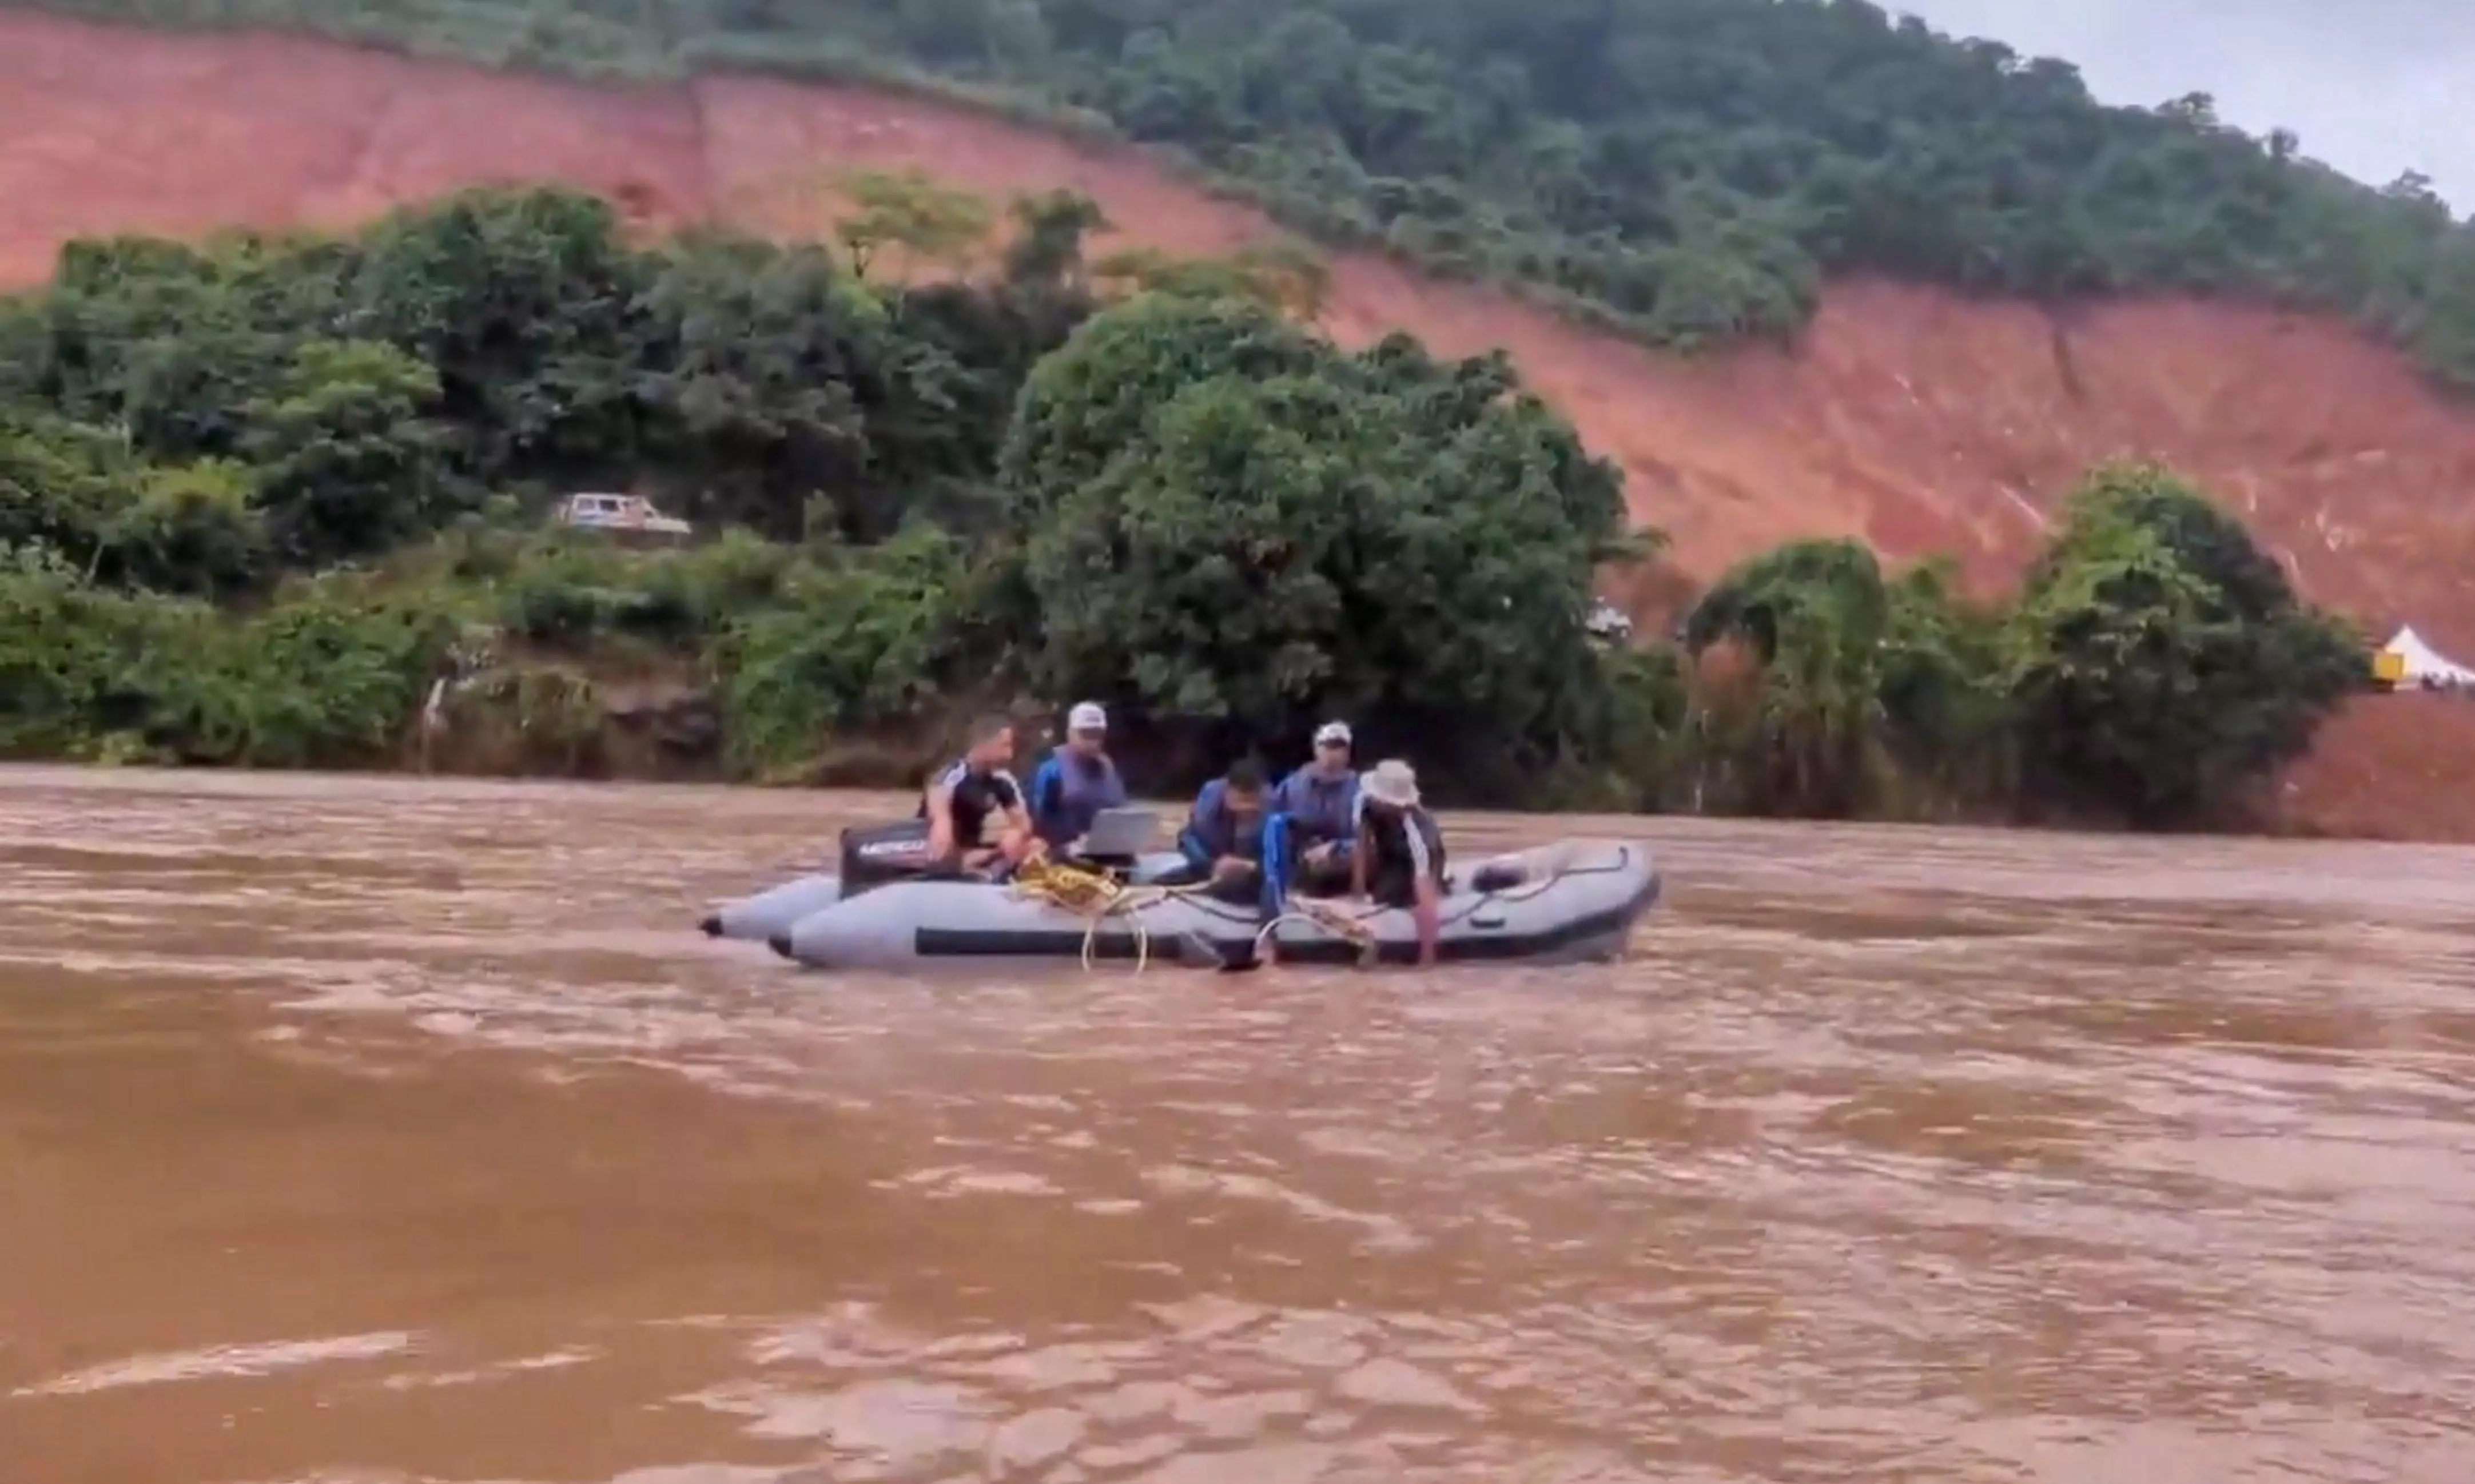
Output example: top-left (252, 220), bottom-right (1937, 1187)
top-left (14, 0), bottom-right (2475, 391)
top-left (0, 10), bottom-right (2470, 653)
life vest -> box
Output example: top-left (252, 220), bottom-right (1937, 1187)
top-left (1270, 766), bottom-right (1359, 847)
top-left (1031, 748), bottom-right (1127, 848)
top-left (1181, 778), bottom-right (1268, 863)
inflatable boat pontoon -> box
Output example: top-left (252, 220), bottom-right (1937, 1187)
top-left (708, 834), bottom-right (1660, 971)
top-left (699, 809), bottom-right (1187, 945)
top-left (699, 850), bottom-right (1189, 944)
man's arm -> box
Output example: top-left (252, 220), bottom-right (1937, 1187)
top-left (1177, 784), bottom-right (1221, 869)
top-left (1278, 774), bottom-right (1327, 861)
top-left (1411, 875), bottom-right (1442, 965)
top-left (1404, 820), bottom-right (1440, 964)
top-left (1336, 783), bottom-right (1366, 860)
top-left (1350, 815), bottom-right (1371, 899)
top-left (924, 780), bottom-right (957, 857)
top-left (992, 770), bottom-right (1033, 834)
top-left (1026, 757), bottom-right (1064, 841)
top-left (1265, 773), bottom-right (1295, 827)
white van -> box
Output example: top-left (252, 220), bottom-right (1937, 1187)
top-left (556, 492), bottom-right (691, 539)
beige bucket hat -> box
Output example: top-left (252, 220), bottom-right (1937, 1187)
top-left (1360, 758), bottom-right (1420, 808)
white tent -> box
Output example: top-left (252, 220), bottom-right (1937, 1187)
top-left (2379, 626), bottom-right (2475, 689)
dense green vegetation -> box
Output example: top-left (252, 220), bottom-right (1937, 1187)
top-left (0, 182), bottom-right (1642, 791)
top-left (0, 182), bottom-right (1089, 775)
top-left (997, 293), bottom-right (1634, 798)
top-left (0, 183), bottom-right (2361, 826)
top-left (1670, 469), bottom-right (2363, 823)
top-left (15, 0), bottom-right (2475, 387)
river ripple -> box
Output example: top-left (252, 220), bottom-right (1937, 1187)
top-left (3, 766), bottom-right (2473, 1482)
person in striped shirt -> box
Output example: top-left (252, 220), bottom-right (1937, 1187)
top-left (921, 714), bottom-right (1037, 878)
top-left (1352, 758), bottom-right (1446, 966)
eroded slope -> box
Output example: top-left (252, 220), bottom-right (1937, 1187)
top-left (5, 13), bottom-right (2468, 653)
top-left (5, 11), bottom-right (2474, 836)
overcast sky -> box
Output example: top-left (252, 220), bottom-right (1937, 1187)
top-left (1890, 2), bottom-right (2474, 212)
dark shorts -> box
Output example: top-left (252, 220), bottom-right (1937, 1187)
top-left (1157, 857), bottom-right (1262, 902)
top-left (1366, 865), bottom-right (1430, 910)
top-left (1203, 869), bottom-right (1261, 906)
top-left (1289, 854), bottom-right (1352, 898)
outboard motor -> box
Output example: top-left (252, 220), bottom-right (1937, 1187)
top-left (839, 818), bottom-right (940, 899)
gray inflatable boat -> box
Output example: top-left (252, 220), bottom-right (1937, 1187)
top-left (752, 838), bottom-right (1658, 970)
top-left (699, 850), bottom-right (1188, 945)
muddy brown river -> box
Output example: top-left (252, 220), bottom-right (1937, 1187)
top-left (5, 767), bottom-right (2475, 1483)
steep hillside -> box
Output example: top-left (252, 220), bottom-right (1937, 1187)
top-left (2277, 691), bottom-right (2475, 844)
top-left (3, 11), bottom-right (2473, 838)
top-left (3, 12), bottom-right (2469, 655)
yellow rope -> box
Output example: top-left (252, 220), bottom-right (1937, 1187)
top-left (1009, 858), bottom-right (1174, 972)
top-left (1255, 896), bottom-right (1378, 966)
top-left (1009, 858), bottom-right (1379, 972)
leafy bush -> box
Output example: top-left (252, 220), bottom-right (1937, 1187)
top-left (714, 523), bottom-right (981, 774)
top-left (0, 544), bottom-right (177, 758)
top-left (133, 585), bottom-right (456, 766)
top-left (2002, 463), bottom-right (2364, 823)
top-left (0, 547), bottom-right (453, 765)
top-left (1674, 463), bottom-right (2365, 824)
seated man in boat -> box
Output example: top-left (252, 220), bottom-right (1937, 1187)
top-left (1173, 755), bottom-right (1271, 903)
top-left (1266, 720), bottom-right (1360, 898)
top-left (1026, 701), bottom-right (1129, 860)
top-left (1352, 758), bottom-right (1446, 966)
top-left (921, 714), bottom-right (1038, 879)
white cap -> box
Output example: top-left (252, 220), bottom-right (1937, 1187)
top-left (1313, 720), bottom-right (1352, 746)
top-left (1067, 701), bottom-right (1108, 733)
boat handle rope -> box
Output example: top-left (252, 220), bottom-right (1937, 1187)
top-left (1010, 857), bottom-right (1375, 973)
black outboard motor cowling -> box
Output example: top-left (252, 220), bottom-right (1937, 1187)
top-left (839, 818), bottom-right (940, 898)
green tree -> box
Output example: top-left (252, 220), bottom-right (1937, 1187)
top-left (94, 459), bottom-right (269, 599)
top-left (239, 339), bottom-right (448, 566)
top-left (1002, 292), bottom-right (1620, 790)
top-left (714, 522), bottom-right (980, 772)
top-left (0, 543), bottom-right (172, 758)
top-left (0, 414), bottom-right (126, 558)
top-left (1093, 238), bottom-right (1331, 318)
top-left (1001, 189), bottom-right (1109, 296)
top-left (834, 168), bottom-right (996, 280)
top-left (1003, 290), bottom-right (1321, 528)
top-left (0, 413), bottom-right (268, 598)
top-left (631, 232), bottom-right (881, 539)
top-left (1875, 559), bottom-right (2015, 809)
top-left (1683, 539), bottom-right (1897, 815)
top-left (2003, 463), bottom-right (2362, 824)
top-left (342, 186), bottom-right (648, 487)
top-left (1682, 539), bottom-right (2022, 817)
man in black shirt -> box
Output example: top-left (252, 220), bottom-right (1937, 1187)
top-left (923, 714), bottom-right (1036, 878)
top-left (1352, 758), bottom-right (1446, 965)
